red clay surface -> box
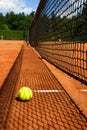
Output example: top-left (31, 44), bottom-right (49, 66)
top-left (0, 40), bottom-right (25, 88)
top-left (0, 41), bottom-right (87, 130)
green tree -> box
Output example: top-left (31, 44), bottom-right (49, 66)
top-left (0, 13), bottom-right (5, 29)
top-left (5, 11), bottom-right (16, 29)
top-left (1, 24), bottom-right (9, 30)
top-left (73, 1), bottom-right (87, 41)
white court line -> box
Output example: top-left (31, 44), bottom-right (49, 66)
top-left (80, 89), bottom-right (87, 92)
top-left (33, 90), bottom-right (64, 92)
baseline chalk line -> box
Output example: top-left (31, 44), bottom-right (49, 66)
top-left (80, 89), bottom-right (87, 92)
top-left (33, 90), bottom-right (64, 93)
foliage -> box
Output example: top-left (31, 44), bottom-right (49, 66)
top-left (0, 30), bottom-right (25, 40)
top-left (1, 24), bottom-right (9, 30)
top-left (30, 1), bottom-right (87, 43)
top-left (0, 11), bottom-right (34, 40)
top-left (0, 11), bottom-right (34, 31)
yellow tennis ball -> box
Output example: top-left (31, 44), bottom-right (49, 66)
top-left (18, 86), bottom-right (33, 101)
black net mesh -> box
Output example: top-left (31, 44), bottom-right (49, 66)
top-left (0, 46), bottom-right (87, 129)
top-left (30, 0), bottom-right (87, 83)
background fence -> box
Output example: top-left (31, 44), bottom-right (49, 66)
top-left (0, 30), bottom-right (25, 40)
top-left (29, 0), bottom-right (87, 84)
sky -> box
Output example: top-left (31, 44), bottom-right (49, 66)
top-left (0, 0), bottom-right (40, 15)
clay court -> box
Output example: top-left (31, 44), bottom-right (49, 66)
top-left (0, 40), bottom-right (87, 130)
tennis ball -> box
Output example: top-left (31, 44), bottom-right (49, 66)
top-left (18, 86), bottom-right (33, 101)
